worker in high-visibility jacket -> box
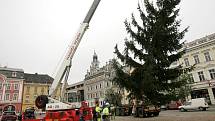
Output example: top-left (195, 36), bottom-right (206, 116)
top-left (102, 103), bottom-right (110, 121)
top-left (95, 101), bottom-right (102, 121)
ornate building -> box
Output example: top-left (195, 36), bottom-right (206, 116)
top-left (180, 33), bottom-right (215, 104)
top-left (83, 52), bottom-right (127, 107)
top-left (0, 67), bottom-right (24, 114)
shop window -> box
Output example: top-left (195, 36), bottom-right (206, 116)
top-left (184, 58), bottom-right (190, 66)
top-left (209, 69), bottom-right (215, 79)
top-left (198, 71), bottom-right (205, 81)
top-left (204, 52), bottom-right (211, 62)
top-left (191, 89), bottom-right (211, 104)
top-left (193, 55), bottom-right (200, 64)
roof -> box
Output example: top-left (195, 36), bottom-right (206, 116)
top-left (67, 80), bottom-right (84, 88)
top-left (24, 73), bottom-right (53, 84)
top-left (0, 67), bottom-right (24, 72)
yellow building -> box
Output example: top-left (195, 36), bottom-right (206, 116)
top-left (22, 73), bottom-right (61, 112)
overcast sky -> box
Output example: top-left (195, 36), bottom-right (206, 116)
top-left (0, 0), bottom-right (215, 85)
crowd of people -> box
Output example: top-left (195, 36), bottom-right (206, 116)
top-left (93, 101), bottom-right (115, 121)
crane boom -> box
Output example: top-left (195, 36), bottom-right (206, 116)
top-left (49, 0), bottom-right (101, 98)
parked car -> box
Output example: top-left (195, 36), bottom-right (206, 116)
top-left (134, 105), bottom-right (160, 117)
top-left (178, 98), bottom-right (209, 111)
top-left (0, 111), bottom-right (17, 121)
top-left (160, 105), bottom-right (167, 110)
top-left (167, 101), bottom-right (182, 110)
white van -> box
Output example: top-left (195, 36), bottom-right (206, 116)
top-left (178, 98), bottom-right (209, 111)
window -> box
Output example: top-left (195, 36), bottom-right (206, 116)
top-left (0, 83), bottom-right (2, 90)
top-left (209, 69), bottom-right (215, 79)
top-left (34, 87), bottom-right (37, 94)
top-left (198, 71), bottom-right (205, 81)
top-left (6, 84), bottom-right (11, 90)
top-left (184, 58), bottom-right (190, 66)
top-left (12, 72), bottom-right (17, 77)
top-left (41, 87), bottom-right (44, 94)
top-left (14, 84), bottom-right (19, 90)
top-left (34, 95), bottom-right (37, 99)
top-left (100, 91), bottom-right (103, 97)
top-left (193, 55), bottom-right (200, 64)
top-left (189, 74), bottom-right (194, 82)
top-left (27, 86), bottom-right (30, 92)
top-left (4, 93), bottom-right (10, 100)
top-left (100, 84), bottom-right (102, 88)
top-left (107, 82), bottom-right (109, 87)
top-left (96, 85), bottom-right (97, 89)
top-left (13, 93), bottom-right (18, 101)
top-left (25, 95), bottom-right (30, 103)
top-left (204, 52), bottom-right (211, 62)
top-left (0, 93), bottom-right (2, 100)
top-left (88, 94), bottom-right (90, 99)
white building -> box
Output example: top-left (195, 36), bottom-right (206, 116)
top-left (84, 52), bottom-right (115, 107)
top-left (66, 81), bottom-right (84, 108)
top-left (180, 33), bottom-right (215, 104)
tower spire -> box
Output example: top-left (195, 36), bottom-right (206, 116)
top-left (90, 50), bottom-right (99, 72)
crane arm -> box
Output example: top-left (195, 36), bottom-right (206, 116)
top-left (49, 0), bottom-right (101, 97)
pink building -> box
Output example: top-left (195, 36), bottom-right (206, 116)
top-left (0, 67), bottom-right (24, 114)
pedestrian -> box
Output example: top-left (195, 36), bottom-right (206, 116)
top-left (110, 105), bottom-right (115, 120)
top-left (95, 101), bottom-right (102, 121)
top-left (102, 103), bottom-right (110, 121)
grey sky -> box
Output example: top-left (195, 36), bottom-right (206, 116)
top-left (0, 0), bottom-right (215, 84)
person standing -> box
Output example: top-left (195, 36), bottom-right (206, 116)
top-left (95, 101), bottom-right (102, 121)
top-left (102, 103), bottom-right (110, 121)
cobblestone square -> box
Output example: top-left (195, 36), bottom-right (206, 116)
top-left (114, 109), bottom-right (215, 121)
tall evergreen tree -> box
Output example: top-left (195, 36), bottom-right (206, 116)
top-left (113, 0), bottom-right (188, 105)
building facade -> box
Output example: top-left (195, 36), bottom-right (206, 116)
top-left (84, 52), bottom-right (126, 107)
top-left (22, 73), bottom-right (61, 111)
top-left (66, 81), bottom-right (84, 108)
top-left (0, 67), bottom-right (24, 114)
top-left (180, 33), bottom-right (215, 104)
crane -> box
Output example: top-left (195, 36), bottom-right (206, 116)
top-left (35, 0), bottom-right (101, 111)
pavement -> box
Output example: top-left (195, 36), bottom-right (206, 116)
top-left (114, 108), bottom-right (215, 121)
